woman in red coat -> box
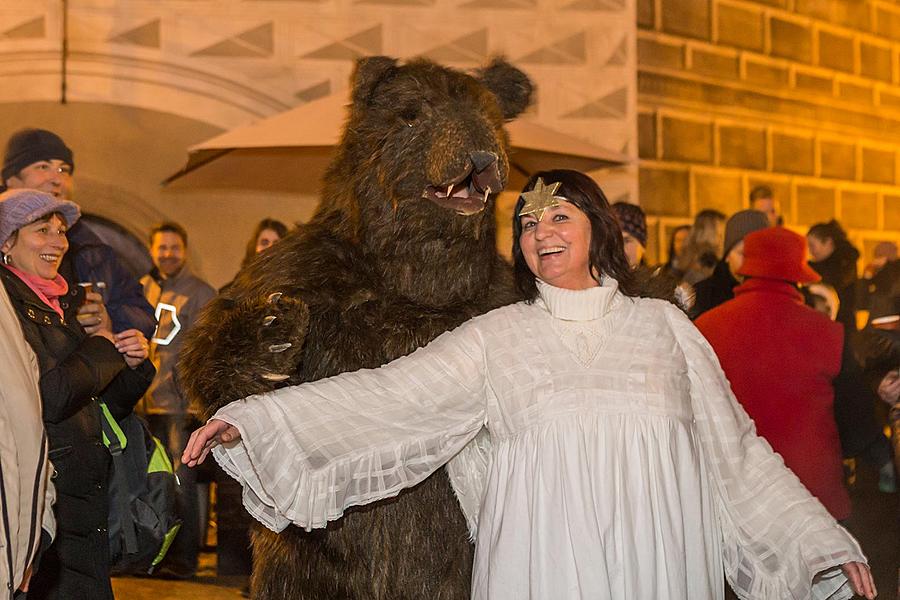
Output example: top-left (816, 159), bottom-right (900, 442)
top-left (695, 227), bottom-right (851, 520)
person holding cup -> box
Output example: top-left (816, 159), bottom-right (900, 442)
top-left (0, 188), bottom-right (154, 600)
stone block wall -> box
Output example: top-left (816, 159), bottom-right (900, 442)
top-left (638, 0), bottom-right (900, 265)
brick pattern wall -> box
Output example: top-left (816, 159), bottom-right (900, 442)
top-left (637, 0), bottom-right (900, 264)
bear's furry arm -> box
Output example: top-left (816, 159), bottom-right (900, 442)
top-left (179, 227), bottom-right (359, 419)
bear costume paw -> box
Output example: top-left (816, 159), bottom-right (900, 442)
top-left (180, 291), bottom-right (309, 418)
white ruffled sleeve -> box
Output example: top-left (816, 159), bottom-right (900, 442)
top-left (210, 320), bottom-right (488, 533)
top-left (664, 305), bottom-right (867, 600)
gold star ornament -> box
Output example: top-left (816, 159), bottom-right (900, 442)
top-left (518, 178), bottom-right (563, 222)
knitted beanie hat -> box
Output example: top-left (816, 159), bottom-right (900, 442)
top-left (0, 188), bottom-right (80, 248)
top-left (1, 129), bottom-right (74, 184)
top-left (611, 202), bottom-right (647, 247)
top-left (723, 209), bottom-right (769, 257)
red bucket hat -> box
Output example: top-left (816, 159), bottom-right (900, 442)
top-left (738, 227), bottom-right (821, 284)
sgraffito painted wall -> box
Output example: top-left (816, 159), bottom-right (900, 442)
top-left (0, 0), bottom-right (637, 286)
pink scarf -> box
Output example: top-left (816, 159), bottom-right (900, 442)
top-left (4, 265), bottom-right (69, 318)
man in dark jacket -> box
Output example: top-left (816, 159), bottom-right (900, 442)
top-left (690, 209), bottom-right (768, 319)
top-left (0, 128), bottom-right (156, 339)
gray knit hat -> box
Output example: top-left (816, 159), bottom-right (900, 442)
top-left (0, 188), bottom-right (81, 248)
top-left (723, 209), bottom-right (769, 257)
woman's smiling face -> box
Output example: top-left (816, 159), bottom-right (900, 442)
top-left (1, 213), bottom-right (69, 280)
top-left (518, 199), bottom-right (596, 290)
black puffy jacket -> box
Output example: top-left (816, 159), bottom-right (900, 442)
top-left (809, 241), bottom-right (860, 331)
top-left (0, 268), bottom-right (154, 600)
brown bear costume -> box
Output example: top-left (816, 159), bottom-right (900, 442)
top-left (179, 56), bottom-right (533, 599)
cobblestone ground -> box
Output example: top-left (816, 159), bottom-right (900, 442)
top-left (112, 464), bottom-right (897, 600)
top-left (112, 553), bottom-right (246, 600)
top-left (844, 462), bottom-right (899, 600)
top-left (112, 576), bottom-right (244, 600)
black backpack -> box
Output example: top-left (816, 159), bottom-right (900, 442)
top-left (100, 403), bottom-right (182, 575)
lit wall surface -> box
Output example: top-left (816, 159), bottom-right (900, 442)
top-left (637, 0), bottom-right (900, 262)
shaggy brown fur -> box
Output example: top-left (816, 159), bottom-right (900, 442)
top-left (179, 56), bottom-right (532, 599)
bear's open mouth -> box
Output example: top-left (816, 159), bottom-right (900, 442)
top-left (422, 152), bottom-right (503, 216)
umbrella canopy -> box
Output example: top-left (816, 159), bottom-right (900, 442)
top-left (164, 92), bottom-right (630, 194)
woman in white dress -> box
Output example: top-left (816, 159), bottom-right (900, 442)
top-left (184, 170), bottom-right (876, 600)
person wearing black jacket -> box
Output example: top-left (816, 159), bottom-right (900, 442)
top-left (690, 209), bottom-right (768, 319)
top-left (64, 222), bottom-right (156, 339)
top-left (0, 189), bottom-right (154, 600)
top-left (808, 220), bottom-right (861, 331)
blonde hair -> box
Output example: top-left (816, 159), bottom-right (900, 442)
top-left (679, 209), bottom-right (726, 279)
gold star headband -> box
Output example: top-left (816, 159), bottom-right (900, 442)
top-left (518, 178), bottom-right (564, 222)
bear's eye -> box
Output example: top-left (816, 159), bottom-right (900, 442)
top-left (399, 106), bottom-right (419, 125)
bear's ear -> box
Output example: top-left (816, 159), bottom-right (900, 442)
top-left (351, 56), bottom-right (398, 106)
top-left (476, 57), bottom-right (534, 120)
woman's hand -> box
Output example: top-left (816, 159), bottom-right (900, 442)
top-left (114, 329), bottom-right (149, 368)
top-left (77, 291), bottom-right (113, 340)
top-left (841, 561), bottom-right (876, 599)
top-left (877, 370), bottom-right (900, 406)
top-left (18, 563), bottom-right (33, 592)
top-left (182, 419), bottom-right (241, 468)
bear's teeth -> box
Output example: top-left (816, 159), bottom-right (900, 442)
top-left (447, 184), bottom-right (454, 197)
top-left (482, 187), bottom-right (491, 203)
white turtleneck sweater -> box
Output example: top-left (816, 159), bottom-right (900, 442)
top-left (213, 279), bottom-right (865, 600)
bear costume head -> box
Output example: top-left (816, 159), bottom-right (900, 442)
top-left (184, 56), bottom-right (533, 415)
top-left (314, 56), bottom-right (532, 306)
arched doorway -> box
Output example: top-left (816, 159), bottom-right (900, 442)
top-left (80, 213), bottom-right (152, 279)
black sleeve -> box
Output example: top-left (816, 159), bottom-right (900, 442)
top-left (40, 336), bottom-right (126, 424)
top-left (75, 243), bottom-right (157, 339)
top-left (832, 334), bottom-right (885, 458)
top-left (102, 359), bottom-right (156, 422)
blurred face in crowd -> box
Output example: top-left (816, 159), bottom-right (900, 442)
top-left (807, 234), bottom-right (834, 262)
top-left (255, 228), bottom-right (281, 254)
top-left (7, 160), bottom-right (74, 200)
top-left (1, 214), bottom-right (69, 281)
top-left (519, 200), bottom-right (595, 290)
top-left (621, 232), bottom-right (644, 270)
top-left (672, 227), bottom-right (689, 258)
top-left (714, 220), bottom-right (726, 256)
top-left (725, 240), bottom-right (745, 280)
top-left (151, 231), bottom-right (186, 278)
top-left (751, 197), bottom-right (780, 227)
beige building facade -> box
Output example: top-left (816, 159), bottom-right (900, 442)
top-left (0, 0), bottom-right (637, 286)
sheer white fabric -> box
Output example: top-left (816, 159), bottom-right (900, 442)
top-left (213, 279), bottom-right (865, 599)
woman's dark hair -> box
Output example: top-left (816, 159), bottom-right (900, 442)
top-left (242, 218), bottom-right (289, 267)
top-left (807, 219), bottom-right (848, 244)
top-left (511, 169), bottom-right (638, 301)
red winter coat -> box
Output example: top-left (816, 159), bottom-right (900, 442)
top-left (695, 277), bottom-right (851, 520)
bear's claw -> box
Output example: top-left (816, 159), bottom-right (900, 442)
top-left (261, 372), bottom-right (291, 382)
